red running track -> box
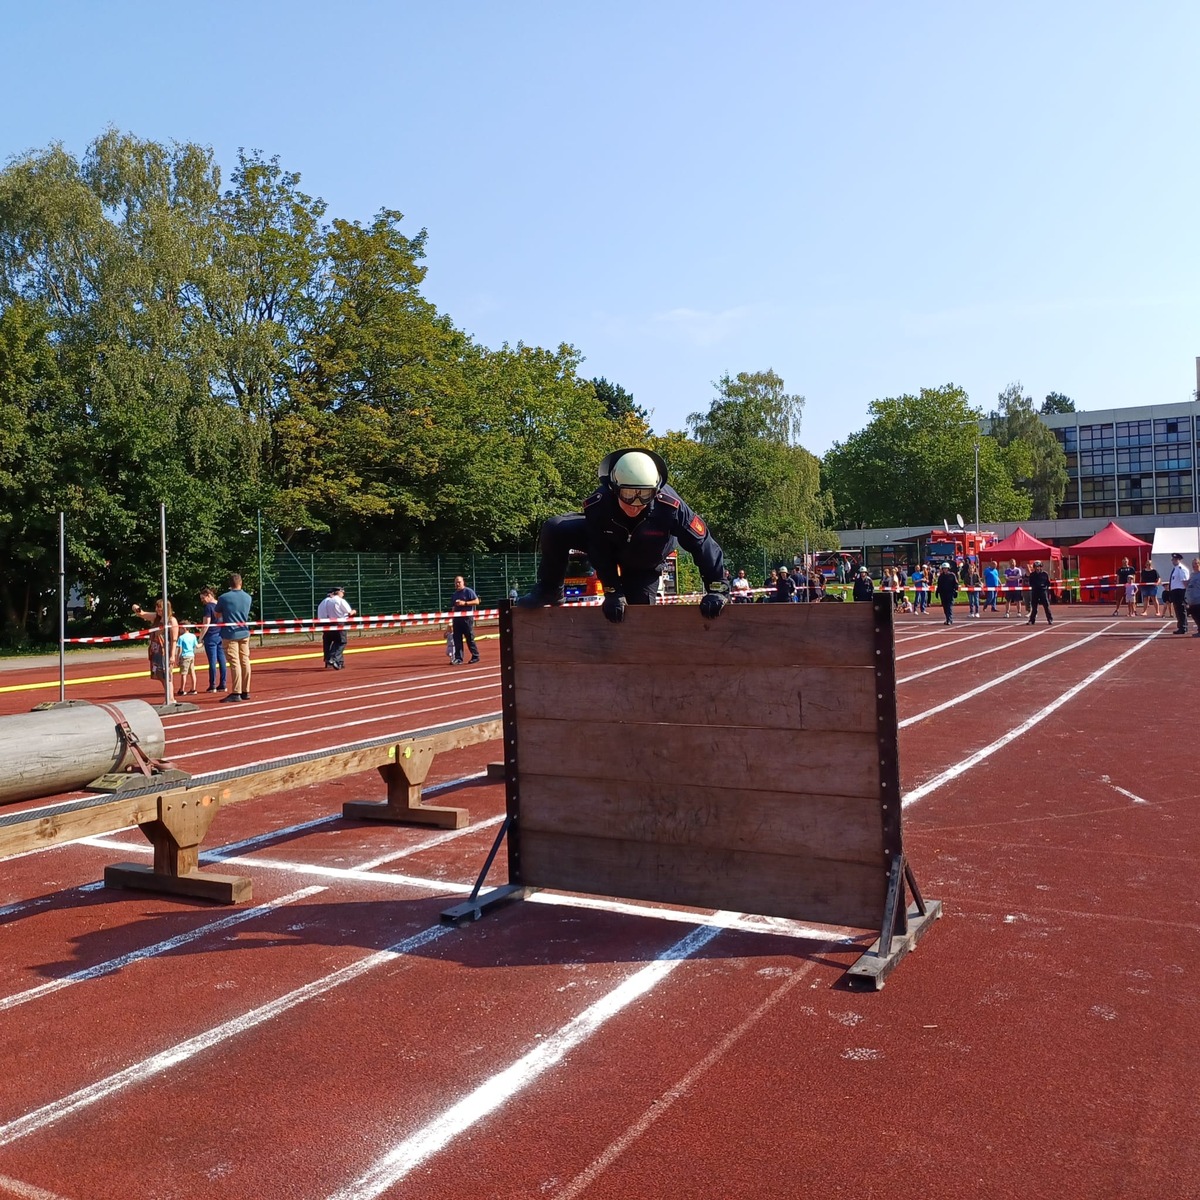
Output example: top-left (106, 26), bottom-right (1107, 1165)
top-left (0, 610), bottom-right (1195, 1200)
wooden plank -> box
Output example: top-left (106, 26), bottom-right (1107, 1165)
top-left (517, 719), bottom-right (880, 798)
top-left (517, 831), bottom-right (887, 929)
top-left (513, 603), bottom-right (880, 669)
top-left (518, 776), bottom-right (884, 866)
top-left (514, 665), bottom-right (876, 732)
top-left (104, 862), bottom-right (253, 904)
top-left (0, 795), bottom-right (164, 860)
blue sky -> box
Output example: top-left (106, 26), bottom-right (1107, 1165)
top-left (4, 2), bottom-right (1198, 456)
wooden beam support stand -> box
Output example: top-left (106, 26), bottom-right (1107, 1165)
top-left (105, 787), bottom-right (251, 903)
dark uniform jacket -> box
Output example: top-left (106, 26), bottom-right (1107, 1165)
top-left (582, 484), bottom-right (724, 594)
top-left (1027, 569), bottom-right (1051, 598)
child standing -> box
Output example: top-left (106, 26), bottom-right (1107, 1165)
top-left (177, 623), bottom-right (199, 694)
top-left (1123, 572), bottom-right (1137, 617)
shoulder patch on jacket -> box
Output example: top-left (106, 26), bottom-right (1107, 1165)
top-left (688, 513), bottom-right (707, 538)
top-left (582, 489), bottom-right (605, 510)
top-left (654, 491), bottom-right (680, 509)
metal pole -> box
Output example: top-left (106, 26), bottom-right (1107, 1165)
top-left (974, 442), bottom-right (980, 535)
top-left (58, 511), bottom-right (66, 703)
top-left (257, 510), bottom-right (265, 645)
top-left (160, 502), bottom-right (174, 706)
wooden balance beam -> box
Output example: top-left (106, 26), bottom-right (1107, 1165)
top-left (0, 713), bottom-right (500, 905)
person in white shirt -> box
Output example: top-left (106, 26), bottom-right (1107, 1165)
top-left (317, 586), bottom-right (356, 669)
top-left (1167, 553), bottom-right (1190, 635)
top-left (730, 569), bottom-right (752, 603)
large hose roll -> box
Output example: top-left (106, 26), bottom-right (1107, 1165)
top-left (0, 700), bottom-right (167, 805)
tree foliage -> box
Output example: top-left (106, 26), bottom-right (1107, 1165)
top-left (988, 383), bottom-right (1069, 520)
top-left (1041, 391), bottom-right (1075, 414)
top-left (822, 384), bottom-right (1029, 529)
top-left (671, 370), bottom-right (835, 567)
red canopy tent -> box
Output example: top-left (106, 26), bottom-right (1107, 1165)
top-left (1067, 521), bottom-right (1151, 603)
top-left (977, 527), bottom-right (1061, 567)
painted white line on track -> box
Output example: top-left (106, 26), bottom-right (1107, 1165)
top-left (1110, 784), bottom-right (1150, 806)
top-left (0, 887), bottom-right (325, 1012)
top-left (899, 623), bottom-right (1118, 728)
top-left (0, 1173), bottom-right (73, 1200)
top-left (170, 690), bottom-right (499, 760)
top-left (898, 629), bottom-right (1043, 683)
top-left (896, 630), bottom-right (989, 659)
top-left (327, 919), bottom-right (731, 1200)
top-left (0, 923), bottom-right (455, 1148)
top-left (550, 959), bottom-right (822, 1200)
top-left (902, 624), bottom-right (1164, 808)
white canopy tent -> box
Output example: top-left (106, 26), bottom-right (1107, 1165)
top-left (1151, 527), bottom-right (1199, 582)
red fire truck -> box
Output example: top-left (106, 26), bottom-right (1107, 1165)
top-left (923, 529), bottom-right (997, 565)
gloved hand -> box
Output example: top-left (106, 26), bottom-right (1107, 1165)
top-left (601, 590), bottom-right (627, 623)
top-left (699, 585), bottom-right (727, 620)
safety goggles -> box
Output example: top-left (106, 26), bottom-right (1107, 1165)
top-left (616, 485), bottom-right (657, 505)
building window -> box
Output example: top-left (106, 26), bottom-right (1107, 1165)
top-left (1117, 447), bottom-right (1154, 472)
top-left (1154, 417), bottom-right (1192, 444)
top-left (1078, 424), bottom-right (1114, 449)
top-left (1117, 476), bottom-right (1148, 499)
top-left (1062, 480), bottom-right (1080, 508)
top-left (1115, 420), bottom-right (1152, 448)
top-left (1078, 450), bottom-right (1115, 475)
top-left (1082, 502), bottom-right (1117, 518)
top-left (1154, 447), bottom-right (1193, 471)
top-left (1081, 477), bottom-right (1115, 502)
top-left (1156, 471), bottom-right (1194, 499)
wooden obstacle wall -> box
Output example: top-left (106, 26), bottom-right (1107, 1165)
top-left (503, 599), bottom-right (905, 934)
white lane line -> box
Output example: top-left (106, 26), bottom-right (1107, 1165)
top-left (165, 673), bottom-right (499, 747)
top-left (902, 625), bottom-right (1164, 808)
top-left (171, 691), bottom-right (499, 760)
top-left (899, 624), bottom-right (1118, 728)
top-left (1110, 785), bottom-right (1150, 806)
top-left (48, 838), bottom-right (852, 945)
top-left (550, 960), bottom-right (821, 1200)
top-left (327, 919), bottom-right (731, 1200)
top-left (896, 630), bottom-right (989, 659)
top-left (898, 629), bottom-right (1043, 683)
top-left (0, 923), bottom-right (454, 1148)
top-left (0, 1173), bottom-right (74, 1200)
top-left (0, 887), bottom-right (325, 1012)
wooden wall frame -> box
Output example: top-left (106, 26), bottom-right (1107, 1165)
top-left (444, 598), bottom-right (939, 988)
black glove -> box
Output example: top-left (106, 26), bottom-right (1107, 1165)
top-left (699, 587), bottom-right (727, 620)
top-left (601, 590), bottom-right (627, 623)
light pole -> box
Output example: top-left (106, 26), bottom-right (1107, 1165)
top-left (974, 441), bottom-right (980, 536)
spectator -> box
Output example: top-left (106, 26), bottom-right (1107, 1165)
top-left (1137, 561), bottom-right (1161, 617)
top-left (852, 566), bottom-right (874, 601)
top-left (217, 573), bottom-right (253, 702)
top-left (775, 565), bottom-right (796, 604)
top-left (516, 448), bottom-right (726, 622)
top-left (176, 622), bottom-right (199, 694)
top-left (317, 585), bottom-right (356, 670)
top-left (1121, 569), bottom-right (1137, 617)
top-left (1004, 559), bottom-right (1024, 618)
top-left (983, 562), bottom-right (1000, 612)
top-left (1167, 553), bottom-right (1189, 635)
top-left (789, 564), bottom-right (805, 601)
top-left (910, 563), bottom-right (928, 614)
top-left (730, 569), bottom-right (752, 602)
top-left (1186, 559), bottom-right (1200, 636)
top-left (935, 563), bottom-right (959, 625)
top-left (196, 586), bottom-right (228, 693)
top-left (450, 574), bottom-right (480, 665)
top-left (131, 599), bottom-right (178, 688)
top-left (965, 561), bottom-right (982, 618)
top-left (1027, 560), bottom-right (1053, 625)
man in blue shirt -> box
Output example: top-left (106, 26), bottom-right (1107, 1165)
top-left (450, 574), bottom-right (480, 665)
top-left (217, 573), bottom-right (253, 702)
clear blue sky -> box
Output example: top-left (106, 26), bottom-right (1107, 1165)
top-left (4, 1), bottom-right (1198, 456)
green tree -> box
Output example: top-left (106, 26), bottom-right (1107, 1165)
top-left (989, 383), bottom-right (1069, 520)
top-left (590, 376), bottom-right (648, 425)
top-left (822, 384), bottom-right (1028, 528)
top-left (674, 370), bottom-right (834, 566)
top-left (1041, 391), bottom-right (1075, 414)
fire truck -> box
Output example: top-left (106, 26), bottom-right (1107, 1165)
top-left (923, 529), bottom-right (996, 565)
top-left (562, 550), bottom-right (678, 600)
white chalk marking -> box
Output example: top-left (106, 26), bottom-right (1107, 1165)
top-left (0, 1173), bottom-right (74, 1200)
top-left (327, 919), bottom-right (731, 1200)
top-left (903, 624), bottom-right (1164, 808)
top-left (1109, 784), bottom-right (1150, 806)
top-left (550, 961), bottom-right (821, 1200)
top-left (0, 887), bottom-right (325, 1012)
top-left (898, 629), bottom-right (1042, 682)
top-left (0, 923), bottom-right (453, 1147)
top-left (899, 624), bottom-right (1117, 728)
